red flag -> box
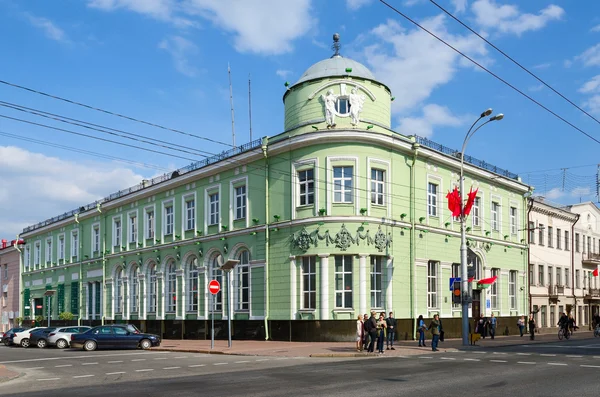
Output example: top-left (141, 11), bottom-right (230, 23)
top-left (593, 268), bottom-right (599, 277)
top-left (468, 277), bottom-right (475, 283)
top-left (446, 187), bottom-right (462, 217)
top-left (463, 187), bottom-right (479, 216)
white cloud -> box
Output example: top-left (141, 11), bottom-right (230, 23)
top-left (276, 69), bottom-right (292, 79)
top-left (471, 0), bottom-right (564, 36)
top-left (363, 16), bottom-right (489, 113)
top-left (25, 13), bottom-right (68, 42)
top-left (591, 24), bottom-right (600, 33)
top-left (545, 187), bottom-right (565, 200)
top-left (583, 95), bottom-right (600, 115)
top-left (532, 62), bottom-right (551, 69)
top-left (529, 84), bottom-right (544, 92)
top-left (397, 104), bottom-right (467, 137)
top-left (579, 75), bottom-right (600, 94)
top-left (346, 0), bottom-right (372, 10)
top-left (88, 0), bottom-right (195, 27)
top-left (452, 0), bottom-right (468, 13)
top-left (575, 43), bottom-right (600, 67)
top-left (158, 35), bottom-right (199, 77)
top-left (571, 186), bottom-right (592, 198)
top-left (0, 146), bottom-right (146, 239)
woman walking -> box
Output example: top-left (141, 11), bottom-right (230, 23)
top-left (417, 315), bottom-right (426, 347)
top-left (376, 313), bottom-right (387, 354)
top-left (517, 315), bottom-right (525, 337)
top-left (356, 315), bottom-right (364, 352)
top-left (528, 314), bottom-right (536, 340)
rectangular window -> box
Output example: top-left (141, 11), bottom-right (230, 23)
top-left (93, 226), bottom-right (100, 252)
top-left (149, 267), bottom-right (157, 312)
top-left (370, 169), bottom-right (385, 206)
top-left (490, 268), bottom-right (499, 309)
top-left (541, 305), bottom-right (547, 327)
top-left (576, 269), bottom-right (580, 289)
top-left (529, 264), bottom-right (534, 286)
top-left (557, 229), bottom-right (562, 250)
top-left (129, 215), bottom-right (137, 243)
top-left (370, 256), bottom-right (383, 308)
top-left (113, 219), bottom-right (121, 247)
top-left (472, 197), bottom-right (480, 227)
top-left (185, 199), bottom-right (196, 230)
top-left (209, 193), bottom-right (219, 225)
top-left (236, 251), bottom-right (250, 311)
top-left (164, 205), bottom-right (174, 235)
top-left (298, 169), bottom-right (314, 206)
top-left (427, 261), bottom-right (438, 309)
top-left (452, 263), bottom-right (460, 278)
top-left (427, 182), bottom-right (438, 217)
top-left (333, 166), bottom-right (353, 203)
top-left (509, 270), bottom-right (517, 310)
top-left (3, 264), bottom-right (7, 280)
top-left (234, 186), bottom-right (246, 220)
top-left (71, 232), bottom-right (78, 259)
top-left (146, 210), bottom-right (155, 240)
top-left (565, 268), bottom-right (570, 288)
top-left (539, 224), bottom-right (544, 246)
top-left (538, 265), bottom-right (544, 286)
top-left (587, 236), bottom-right (591, 253)
top-left (529, 221), bottom-right (535, 244)
top-left (556, 268), bottom-right (562, 286)
top-left (575, 233), bottom-right (580, 252)
top-left (25, 246), bottom-right (30, 268)
top-left (301, 256), bottom-right (316, 310)
top-left (565, 231), bottom-right (570, 251)
top-left (35, 242), bottom-right (41, 266)
top-left (548, 266), bottom-right (553, 287)
top-left (46, 238), bottom-right (52, 264)
top-left (491, 202), bottom-right (499, 231)
top-left (58, 236), bottom-right (65, 260)
top-left (547, 226), bottom-right (553, 248)
top-left (510, 207), bottom-right (517, 235)
top-left (334, 255), bottom-right (353, 308)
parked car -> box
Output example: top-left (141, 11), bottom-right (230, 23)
top-left (71, 324), bottom-right (160, 351)
top-left (12, 327), bottom-right (47, 347)
top-left (2, 327), bottom-right (28, 346)
top-left (28, 327), bottom-right (58, 348)
top-left (47, 326), bottom-right (92, 349)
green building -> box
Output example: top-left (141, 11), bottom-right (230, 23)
top-left (19, 36), bottom-right (530, 341)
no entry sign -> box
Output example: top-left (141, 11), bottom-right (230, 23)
top-left (208, 280), bottom-right (221, 295)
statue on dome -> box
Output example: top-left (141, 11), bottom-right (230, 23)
top-left (321, 89), bottom-right (339, 128)
top-left (349, 87), bottom-right (365, 126)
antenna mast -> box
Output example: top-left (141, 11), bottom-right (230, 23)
top-left (228, 63), bottom-right (236, 148)
top-left (248, 74), bottom-right (253, 142)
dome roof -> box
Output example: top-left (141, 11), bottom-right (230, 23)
top-left (292, 55), bottom-right (376, 87)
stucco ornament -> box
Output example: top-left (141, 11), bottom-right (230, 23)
top-left (321, 89), bottom-right (339, 127)
top-left (349, 87), bottom-right (365, 126)
top-left (374, 226), bottom-right (389, 252)
top-left (334, 224), bottom-right (355, 251)
top-left (292, 227), bottom-right (312, 252)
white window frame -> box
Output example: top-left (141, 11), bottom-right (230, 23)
top-left (557, 228), bottom-right (562, 250)
top-left (491, 201), bottom-right (499, 232)
top-left (367, 158), bottom-right (391, 216)
top-left (70, 231), bottom-right (78, 260)
top-left (298, 169), bottom-right (315, 206)
top-left (209, 192), bottom-right (219, 226)
top-left (334, 255), bottom-right (353, 309)
top-left (91, 223), bottom-right (100, 253)
top-left (187, 257), bottom-right (199, 312)
top-left (204, 184), bottom-right (221, 233)
top-left (490, 268), bottom-right (499, 309)
top-left (427, 182), bottom-right (438, 217)
top-left (112, 216), bottom-right (122, 248)
top-left (301, 256), bottom-right (316, 310)
top-left (166, 261), bottom-right (176, 313)
top-left (131, 266), bottom-right (139, 313)
top-left (58, 234), bottom-right (65, 261)
top-left (326, 156), bottom-right (359, 216)
top-left (556, 267), bottom-right (562, 286)
top-left (25, 245), bottom-right (31, 268)
top-left (145, 207), bottom-right (155, 241)
top-left (370, 168), bottom-right (385, 206)
top-left (46, 237), bottom-right (52, 264)
top-left (35, 241), bottom-right (41, 266)
top-left (229, 176), bottom-right (249, 229)
top-left (333, 166), bottom-right (354, 204)
top-left (292, 158), bottom-right (318, 219)
top-left (163, 201), bottom-right (174, 237)
top-left (115, 267), bottom-right (124, 314)
top-left (236, 250), bottom-right (250, 311)
top-left (509, 270), bottom-right (517, 310)
top-left (128, 211), bottom-right (138, 244)
top-left (234, 185), bottom-right (247, 220)
top-left (182, 193), bottom-right (196, 233)
top-left (547, 226), bottom-right (554, 248)
top-left (370, 256), bottom-right (383, 309)
top-left (427, 260), bottom-right (438, 309)
top-left (510, 206), bottom-right (517, 235)
top-left (210, 255), bottom-right (223, 312)
top-left (472, 196), bottom-right (481, 227)
top-left (148, 264), bottom-right (157, 313)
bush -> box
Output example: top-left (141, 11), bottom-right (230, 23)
top-left (59, 312), bottom-right (74, 321)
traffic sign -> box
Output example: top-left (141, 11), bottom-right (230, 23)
top-left (449, 277), bottom-right (461, 291)
top-left (208, 280), bottom-right (221, 295)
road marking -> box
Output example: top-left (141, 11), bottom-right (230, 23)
top-left (419, 357), bottom-right (433, 359)
top-left (493, 352), bottom-right (507, 355)
top-left (593, 356), bottom-right (600, 359)
top-left (567, 355), bottom-right (583, 358)
top-left (55, 364), bottom-right (72, 368)
top-left (234, 361), bottom-right (250, 364)
top-left (464, 358), bottom-right (480, 361)
top-left (547, 363), bottom-right (568, 366)
top-left (255, 359), bottom-right (269, 362)
top-left (490, 360), bottom-right (507, 363)
top-left (163, 367), bottom-right (181, 370)
top-left (471, 351), bottom-right (486, 354)
top-left (154, 357), bottom-right (169, 360)
top-left (440, 357), bottom-right (455, 360)
top-left (0, 351), bottom-right (169, 364)
top-left (275, 357), bottom-right (289, 360)
top-left (581, 365), bottom-right (600, 369)
top-left (73, 374), bottom-right (95, 378)
top-left (131, 359), bottom-right (146, 362)
top-left (135, 369), bottom-right (154, 372)
top-left (37, 378), bottom-right (60, 381)
top-left (82, 362), bottom-right (98, 365)
top-left (173, 356), bottom-right (188, 359)
top-left (517, 361), bottom-right (536, 365)
top-left (28, 367), bottom-right (45, 370)
top-left (213, 363), bottom-right (228, 366)
top-left (188, 364), bottom-right (205, 368)
top-left (107, 361), bottom-right (123, 363)
top-left (106, 372), bottom-right (126, 375)
top-left (540, 354), bottom-right (556, 357)
top-left (516, 353), bottom-right (531, 356)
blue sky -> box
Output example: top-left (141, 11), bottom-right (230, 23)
top-left (0, 0), bottom-right (599, 238)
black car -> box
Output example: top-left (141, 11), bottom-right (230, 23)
top-left (2, 327), bottom-right (27, 346)
top-left (70, 324), bottom-right (161, 351)
top-left (28, 327), bottom-right (58, 348)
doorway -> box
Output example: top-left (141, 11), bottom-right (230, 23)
top-left (472, 290), bottom-right (481, 318)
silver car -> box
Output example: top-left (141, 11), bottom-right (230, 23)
top-left (47, 326), bottom-right (92, 349)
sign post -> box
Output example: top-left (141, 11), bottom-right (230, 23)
top-left (208, 280), bottom-right (220, 350)
top-left (219, 260), bottom-right (240, 349)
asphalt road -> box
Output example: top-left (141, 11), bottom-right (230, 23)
top-left (2, 337), bottom-right (600, 396)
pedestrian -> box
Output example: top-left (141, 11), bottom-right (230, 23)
top-left (386, 311), bottom-right (397, 350)
top-left (356, 315), bottom-right (364, 352)
top-left (377, 313), bottom-right (387, 354)
top-left (489, 313), bottom-right (497, 339)
top-left (438, 317), bottom-right (445, 342)
top-left (528, 314), bottom-right (536, 340)
top-left (427, 314), bottom-right (441, 352)
top-left (568, 313), bottom-right (577, 335)
top-left (366, 311), bottom-right (378, 353)
top-left (517, 315), bottom-right (525, 337)
top-left (362, 314), bottom-right (369, 350)
top-left (477, 314), bottom-right (485, 339)
top-left (417, 315), bottom-right (426, 347)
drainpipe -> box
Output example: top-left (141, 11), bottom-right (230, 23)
top-left (571, 213), bottom-right (580, 318)
top-left (15, 234), bottom-right (23, 327)
top-left (102, 209), bottom-right (107, 326)
top-left (526, 197), bottom-right (534, 315)
top-left (409, 141), bottom-right (419, 340)
top-left (262, 137), bottom-right (270, 340)
top-left (74, 214), bottom-right (82, 326)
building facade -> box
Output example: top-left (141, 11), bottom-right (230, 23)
top-left (19, 37), bottom-right (531, 341)
top-left (1, 239), bottom-right (21, 332)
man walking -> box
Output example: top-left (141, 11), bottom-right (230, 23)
top-left (366, 311), bottom-right (378, 353)
top-left (428, 314), bottom-right (441, 352)
top-left (489, 313), bottom-right (497, 339)
top-left (386, 311), bottom-right (397, 350)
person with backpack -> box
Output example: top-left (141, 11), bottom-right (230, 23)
top-left (417, 315), bottom-right (426, 347)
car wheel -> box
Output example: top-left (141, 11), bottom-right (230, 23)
top-left (3, 340), bottom-right (10, 347)
top-left (83, 340), bottom-right (97, 351)
top-left (139, 339), bottom-right (152, 350)
top-left (21, 338), bottom-right (30, 348)
top-left (56, 339), bottom-right (68, 349)
top-left (37, 339), bottom-right (47, 348)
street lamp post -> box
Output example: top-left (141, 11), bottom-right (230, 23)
top-left (43, 290), bottom-right (57, 328)
top-left (459, 109), bottom-right (504, 346)
top-left (220, 259), bottom-right (240, 348)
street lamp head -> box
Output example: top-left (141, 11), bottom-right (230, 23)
top-left (491, 113), bottom-right (504, 121)
top-left (481, 108), bottom-right (493, 117)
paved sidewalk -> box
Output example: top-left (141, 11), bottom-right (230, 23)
top-left (151, 330), bottom-right (595, 357)
top-left (0, 365), bottom-right (20, 384)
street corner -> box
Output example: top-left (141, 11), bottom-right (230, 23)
top-left (0, 365), bottom-right (22, 383)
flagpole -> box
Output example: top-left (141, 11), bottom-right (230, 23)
top-left (459, 109), bottom-right (503, 346)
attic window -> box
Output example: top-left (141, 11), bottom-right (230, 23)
top-left (335, 97), bottom-right (350, 116)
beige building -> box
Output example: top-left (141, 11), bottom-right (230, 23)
top-left (0, 239), bottom-right (21, 332)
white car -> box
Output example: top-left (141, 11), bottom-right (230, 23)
top-left (47, 326), bottom-right (92, 349)
top-left (13, 327), bottom-right (47, 347)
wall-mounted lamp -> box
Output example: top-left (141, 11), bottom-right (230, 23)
top-left (273, 215), bottom-right (280, 221)
top-left (223, 244), bottom-right (228, 254)
top-left (391, 96), bottom-right (395, 101)
top-left (220, 237), bottom-right (226, 241)
top-left (196, 231), bottom-right (202, 236)
top-left (271, 227), bottom-right (279, 232)
top-left (445, 222), bottom-right (451, 228)
top-left (419, 217), bottom-right (426, 223)
top-left (319, 209), bottom-right (327, 216)
top-left (366, 125), bottom-right (373, 130)
top-left (221, 226), bottom-right (228, 231)
top-left (360, 208), bottom-right (368, 215)
top-left (198, 249), bottom-right (203, 257)
top-left (312, 126), bottom-right (319, 131)
top-left (252, 218), bottom-right (260, 224)
top-left (400, 213), bottom-right (407, 220)
top-left (504, 235), bottom-right (509, 240)
top-left (250, 231), bottom-right (257, 236)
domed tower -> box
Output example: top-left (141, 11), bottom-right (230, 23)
top-left (283, 33), bottom-right (392, 134)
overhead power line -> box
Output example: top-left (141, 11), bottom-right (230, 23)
top-left (378, 0), bottom-right (600, 146)
top-left (429, 0), bottom-right (600, 128)
top-left (0, 79), bottom-right (233, 147)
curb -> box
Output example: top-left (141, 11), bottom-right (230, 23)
top-left (151, 348), bottom-right (228, 355)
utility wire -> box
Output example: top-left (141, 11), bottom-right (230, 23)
top-left (378, 0), bottom-right (600, 146)
top-left (429, 0), bottom-right (600, 128)
top-left (0, 79), bottom-right (233, 147)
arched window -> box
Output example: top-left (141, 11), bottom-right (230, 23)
top-left (236, 250), bottom-right (250, 311)
top-left (115, 267), bottom-right (124, 314)
top-left (131, 265), bottom-right (139, 313)
top-left (148, 263), bottom-right (157, 313)
top-left (210, 255), bottom-right (222, 312)
top-left (166, 261), bottom-right (176, 313)
top-left (187, 257), bottom-right (199, 312)
top-left (467, 249), bottom-right (482, 280)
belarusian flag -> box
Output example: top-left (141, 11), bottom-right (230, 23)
top-left (593, 268), bottom-right (599, 277)
top-left (477, 275), bottom-right (498, 289)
